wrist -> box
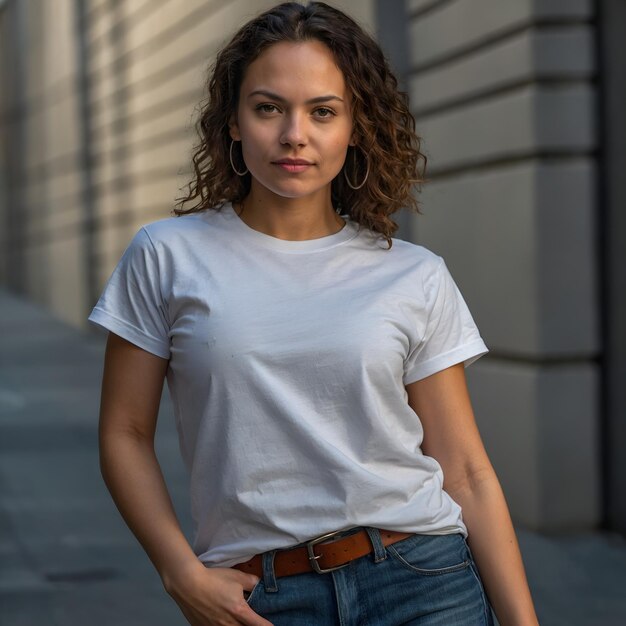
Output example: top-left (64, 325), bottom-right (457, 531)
top-left (158, 551), bottom-right (205, 594)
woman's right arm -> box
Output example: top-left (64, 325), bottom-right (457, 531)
top-left (98, 332), bottom-right (271, 626)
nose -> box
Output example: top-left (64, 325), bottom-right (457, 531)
top-left (280, 112), bottom-right (307, 147)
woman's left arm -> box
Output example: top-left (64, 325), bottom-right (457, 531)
top-left (406, 362), bottom-right (539, 626)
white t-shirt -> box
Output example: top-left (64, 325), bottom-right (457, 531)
top-left (88, 203), bottom-right (488, 568)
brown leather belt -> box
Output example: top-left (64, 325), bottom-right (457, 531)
top-left (233, 528), bottom-right (413, 578)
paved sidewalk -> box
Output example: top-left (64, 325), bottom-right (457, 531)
top-left (1, 287), bottom-right (625, 625)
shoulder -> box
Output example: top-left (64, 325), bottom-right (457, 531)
top-left (137, 208), bottom-right (227, 252)
top-left (112, 209), bottom-right (229, 276)
top-left (353, 225), bottom-right (443, 275)
top-left (388, 239), bottom-right (448, 300)
top-left (388, 235), bottom-right (443, 268)
top-left (141, 208), bottom-right (220, 238)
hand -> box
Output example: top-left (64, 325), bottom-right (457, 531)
top-left (163, 559), bottom-right (273, 625)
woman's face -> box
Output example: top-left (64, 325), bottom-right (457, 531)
top-left (229, 40), bottom-right (355, 203)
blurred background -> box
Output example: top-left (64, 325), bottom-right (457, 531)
top-left (1, 0), bottom-right (625, 624)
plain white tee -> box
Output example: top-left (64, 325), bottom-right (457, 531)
top-left (88, 203), bottom-right (488, 568)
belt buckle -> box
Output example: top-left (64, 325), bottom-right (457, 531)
top-left (306, 529), bottom-right (352, 574)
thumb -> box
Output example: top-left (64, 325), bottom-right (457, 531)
top-left (232, 570), bottom-right (261, 591)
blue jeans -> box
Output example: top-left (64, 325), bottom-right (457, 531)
top-left (244, 529), bottom-right (494, 625)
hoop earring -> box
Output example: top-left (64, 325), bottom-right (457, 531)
top-left (229, 140), bottom-right (248, 176)
top-left (343, 146), bottom-right (369, 190)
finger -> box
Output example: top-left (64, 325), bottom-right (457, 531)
top-left (229, 570), bottom-right (261, 592)
top-left (234, 602), bottom-right (274, 626)
top-left (185, 603), bottom-right (241, 626)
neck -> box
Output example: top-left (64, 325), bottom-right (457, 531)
top-left (235, 183), bottom-right (345, 241)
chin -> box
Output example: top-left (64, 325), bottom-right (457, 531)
top-left (255, 179), bottom-right (330, 200)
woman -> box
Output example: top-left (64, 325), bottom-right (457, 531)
top-left (89, 2), bottom-right (539, 625)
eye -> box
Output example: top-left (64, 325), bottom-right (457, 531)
top-left (256, 103), bottom-right (280, 114)
top-left (314, 107), bottom-right (336, 119)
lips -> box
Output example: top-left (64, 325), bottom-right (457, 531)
top-left (273, 158), bottom-right (313, 165)
top-left (272, 158), bottom-right (313, 173)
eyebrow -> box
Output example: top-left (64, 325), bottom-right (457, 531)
top-left (247, 89), bottom-right (344, 104)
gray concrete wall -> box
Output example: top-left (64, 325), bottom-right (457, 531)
top-left (405, 0), bottom-right (601, 530)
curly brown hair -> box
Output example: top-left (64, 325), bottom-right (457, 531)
top-left (173, 1), bottom-right (427, 247)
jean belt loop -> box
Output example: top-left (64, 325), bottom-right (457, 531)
top-left (365, 527), bottom-right (388, 563)
top-left (261, 550), bottom-right (279, 592)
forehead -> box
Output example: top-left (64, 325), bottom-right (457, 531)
top-left (240, 40), bottom-right (348, 99)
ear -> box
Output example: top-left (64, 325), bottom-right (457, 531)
top-left (228, 113), bottom-right (241, 141)
top-left (348, 130), bottom-right (357, 147)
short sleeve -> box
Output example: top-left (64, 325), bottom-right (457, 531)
top-left (88, 227), bottom-right (171, 359)
top-left (403, 258), bottom-right (488, 384)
